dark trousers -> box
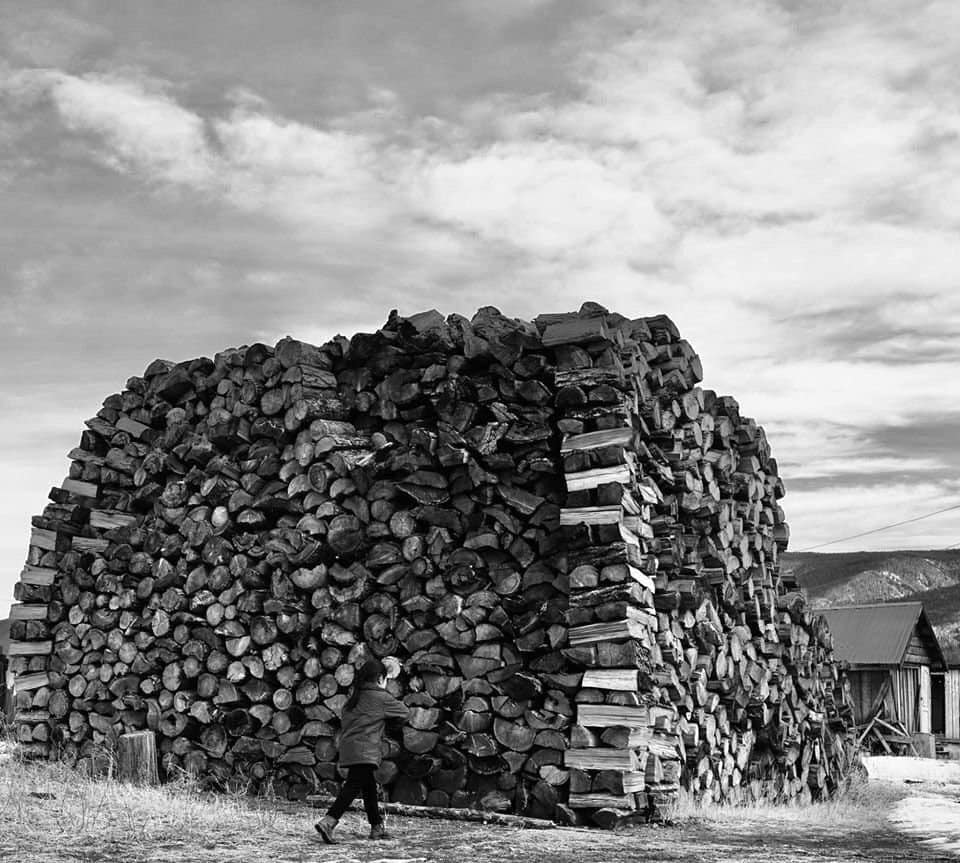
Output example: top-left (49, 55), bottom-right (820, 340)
top-left (328, 764), bottom-right (381, 825)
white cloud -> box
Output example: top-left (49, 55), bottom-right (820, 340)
top-left (14, 2), bottom-right (960, 293)
top-left (4, 0), bottom-right (960, 564)
top-left (45, 71), bottom-right (215, 186)
top-left (416, 143), bottom-right (673, 258)
top-left (786, 481), bottom-right (960, 551)
top-left (216, 111), bottom-right (373, 176)
top-left (214, 109), bottom-right (402, 236)
top-left (715, 357), bottom-right (960, 433)
top-left (676, 220), bottom-right (960, 309)
top-left (786, 454), bottom-right (944, 482)
top-left (544, 1), bottom-right (960, 229)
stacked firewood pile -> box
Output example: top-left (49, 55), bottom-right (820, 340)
top-left (8, 303), bottom-right (855, 825)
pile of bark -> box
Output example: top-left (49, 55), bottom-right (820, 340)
top-left (8, 303), bottom-right (856, 826)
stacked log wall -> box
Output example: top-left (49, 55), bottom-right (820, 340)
top-left (545, 306), bottom-right (856, 814)
top-left (8, 303), bottom-right (855, 824)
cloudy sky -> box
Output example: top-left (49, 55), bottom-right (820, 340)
top-left (2, 0), bottom-right (960, 617)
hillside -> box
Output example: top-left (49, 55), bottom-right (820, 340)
top-left (781, 550), bottom-right (960, 663)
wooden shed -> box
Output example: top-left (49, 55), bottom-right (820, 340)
top-left (820, 602), bottom-right (945, 737)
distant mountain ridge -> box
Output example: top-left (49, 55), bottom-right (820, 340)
top-left (780, 550), bottom-right (960, 664)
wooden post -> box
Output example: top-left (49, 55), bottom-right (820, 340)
top-left (919, 665), bottom-right (932, 735)
top-left (118, 730), bottom-right (159, 785)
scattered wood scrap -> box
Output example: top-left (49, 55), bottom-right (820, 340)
top-left (854, 689), bottom-right (919, 757)
top-left (306, 796), bottom-right (556, 829)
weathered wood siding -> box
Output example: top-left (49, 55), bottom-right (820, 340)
top-left (892, 666), bottom-right (930, 733)
top-left (849, 669), bottom-right (888, 725)
top-left (945, 670), bottom-right (960, 739)
top-left (904, 633), bottom-right (933, 666)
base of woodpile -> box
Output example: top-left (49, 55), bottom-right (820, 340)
top-left (306, 795), bottom-right (557, 829)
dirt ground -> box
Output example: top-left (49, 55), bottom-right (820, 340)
top-left (4, 782), bottom-right (959, 863)
top-left (3, 745), bottom-right (958, 863)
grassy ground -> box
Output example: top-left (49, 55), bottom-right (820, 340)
top-left (1, 742), bottom-right (954, 863)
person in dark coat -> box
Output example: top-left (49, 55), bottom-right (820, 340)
top-left (315, 656), bottom-right (407, 843)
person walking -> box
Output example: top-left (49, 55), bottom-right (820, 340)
top-left (315, 656), bottom-right (407, 843)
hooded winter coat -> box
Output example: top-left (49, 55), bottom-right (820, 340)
top-left (338, 684), bottom-right (409, 767)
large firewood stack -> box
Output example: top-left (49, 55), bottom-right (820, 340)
top-left (542, 308), bottom-right (856, 818)
top-left (8, 303), bottom-right (855, 825)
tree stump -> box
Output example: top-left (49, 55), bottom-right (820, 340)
top-left (118, 730), bottom-right (159, 786)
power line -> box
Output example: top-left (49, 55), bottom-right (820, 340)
top-left (795, 502), bottom-right (960, 552)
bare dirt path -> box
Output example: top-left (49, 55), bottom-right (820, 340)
top-left (2, 752), bottom-right (956, 863)
top-left (4, 793), bottom-right (955, 863)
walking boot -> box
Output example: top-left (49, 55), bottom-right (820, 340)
top-left (315, 815), bottom-right (338, 844)
top-left (368, 822), bottom-right (390, 840)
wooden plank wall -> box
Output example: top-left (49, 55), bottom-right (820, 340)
top-left (893, 667), bottom-right (921, 733)
top-left (904, 633), bottom-right (933, 665)
top-left (850, 669), bottom-right (886, 725)
top-left (946, 670), bottom-right (960, 740)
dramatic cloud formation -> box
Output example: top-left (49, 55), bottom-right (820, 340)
top-left (1, 0), bottom-right (959, 614)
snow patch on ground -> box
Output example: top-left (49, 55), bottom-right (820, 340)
top-left (864, 757), bottom-right (960, 855)
top-left (890, 795), bottom-right (960, 858)
top-left (863, 756), bottom-right (960, 784)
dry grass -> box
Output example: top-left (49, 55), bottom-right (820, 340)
top-left (672, 772), bottom-right (902, 832)
top-left (0, 740), bottom-right (945, 863)
top-left (0, 740), bottom-right (312, 862)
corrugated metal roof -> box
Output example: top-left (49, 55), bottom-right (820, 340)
top-left (819, 602), bottom-right (944, 668)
